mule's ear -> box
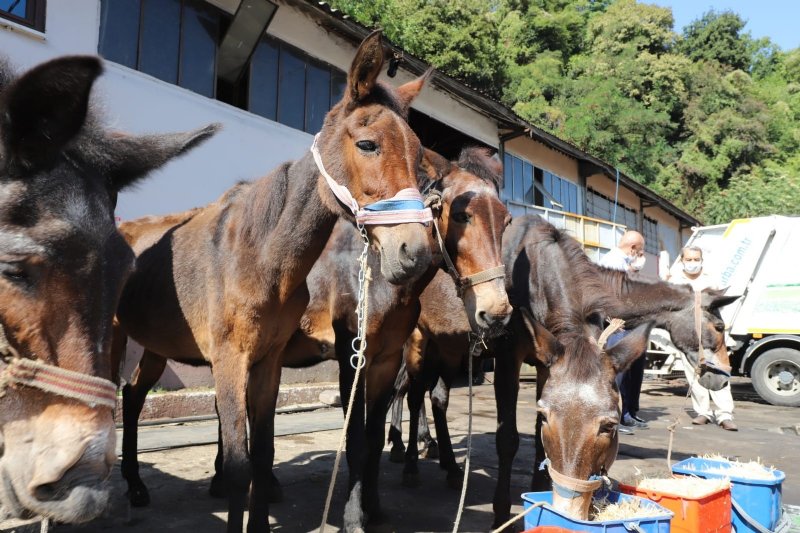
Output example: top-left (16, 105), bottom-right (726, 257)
top-left (702, 288), bottom-right (740, 310)
top-left (347, 30), bottom-right (385, 103)
top-left (519, 308), bottom-right (563, 366)
top-left (606, 322), bottom-right (653, 374)
top-left (1, 56), bottom-right (102, 172)
top-left (396, 67), bottom-right (433, 113)
top-left (102, 123), bottom-right (221, 192)
top-left (420, 148), bottom-right (452, 182)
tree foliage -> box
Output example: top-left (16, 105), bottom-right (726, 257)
top-left (328, 0), bottom-right (800, 224)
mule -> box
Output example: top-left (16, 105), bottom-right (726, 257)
top-left (110, 32), bottom-right (435, 532)
top-left (0, 55), bottom-right (217, 523)
top-left (390, 214), bottom-right (738, 524)
top-left (199, 146), bottom-right (511, 531)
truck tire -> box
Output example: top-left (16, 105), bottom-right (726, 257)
top-left (751, 347), bottom-right (800, 407)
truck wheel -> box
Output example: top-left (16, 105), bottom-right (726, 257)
top-left (751, 347), bottom-right (800, 407)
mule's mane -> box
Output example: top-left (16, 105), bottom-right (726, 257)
top-left (457, 146), bottom-right (503, 191)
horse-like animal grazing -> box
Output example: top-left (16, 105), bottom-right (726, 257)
top-left (0, 56), bottom-right (217, 523)
top-left (111, 32), bottom-right (435, 532)
top-left (390, 214), bottom-right (738, 524)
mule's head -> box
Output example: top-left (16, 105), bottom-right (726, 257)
top-left (0, 56), bottom-right (217, 522)
top-left (520, 310), bottom-right (653, 520)
top-left (667, 287), bottom-right (739, 391)
top-left (315, 31), bottom-right (432, 284)
top-left (431, 147), bottom-right (511, 332)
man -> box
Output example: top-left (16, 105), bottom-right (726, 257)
top-left (599, 230), bottom-right (648, 434)
top-left (669, 246), bottom-right (737, 431)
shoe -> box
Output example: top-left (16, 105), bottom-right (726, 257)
top-left (631, 414), bottom-right (647, 424)
top-left (720, 420), bottom-right (738, 431)
top-left (692, 415), bottom-right (710, 425)
top-left (622, 414), bottom-right (648, 428)
top-left (618, 425), bottom-right (634, 435)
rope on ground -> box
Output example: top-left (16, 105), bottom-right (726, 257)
top-left (490, 501), bottom-right (546, 533)
top-left (319, 230), bottom-right (372, 533)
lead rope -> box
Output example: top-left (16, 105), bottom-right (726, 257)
top-left (319, 224), bottom-right (371, 533)
top-left (451, 332), bottom-right (486, 533)
top-left (667, 290), bottom-right (705, 468)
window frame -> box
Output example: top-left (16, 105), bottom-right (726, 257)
top-left (1, 0), bottom-right (46, 32)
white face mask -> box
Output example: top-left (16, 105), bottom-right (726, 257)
top-left (683, 261), bottom-right (702, 274)
top-left (630, 255), bottom-right (646, 271)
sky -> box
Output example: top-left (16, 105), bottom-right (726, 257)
top-left (650, 0), bottom-right (799, 51)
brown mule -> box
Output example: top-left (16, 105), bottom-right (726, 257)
top-left (390, 214), bottom-right (738, 524)
top-left (111, 32), bottom-right (434, 533)
top-left (0, 56), bottom-right (217, 523)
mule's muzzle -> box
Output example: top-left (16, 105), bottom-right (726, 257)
top-left (698, 364), bottom-right (731, 391)
top-left (373, 225), bottom-right (432, 284)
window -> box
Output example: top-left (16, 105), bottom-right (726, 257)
top-left (586, 188), bottom-right (637, 228)
top-left (502, 153), bottom-right (580, 215)
top-left (643, 216), bottom-right (659, 254)
top-left (1, 0), bottom-right (45, 31)
top-left (248, 36), bottom-right (347, 134)
top-left (98, 1), bottom-right (346, 134)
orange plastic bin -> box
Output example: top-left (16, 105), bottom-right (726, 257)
top-left (619, 480), bottom-right (731, 533)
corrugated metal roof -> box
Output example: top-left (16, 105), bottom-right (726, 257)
top-left (288, 0), bottom-right (700, 226)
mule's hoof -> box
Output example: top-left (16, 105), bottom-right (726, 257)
top-left (420, 441), bottom-right (439, 460)
top-left (446, 469), bottom-right (464, 490)
top-left (389, 446), bottom-right (405, 464)
top-left (128, 486), bottom-right (150, 507)
top-left (402, 471), bottom-right (420, 488)
top-left (208, 475), bottom-right (227, 498)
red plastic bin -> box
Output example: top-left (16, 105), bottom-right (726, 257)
top-left (619, 479), bottom-right (731, 533)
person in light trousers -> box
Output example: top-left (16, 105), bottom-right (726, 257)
top-left (669, 246), bottom-right (737, 431)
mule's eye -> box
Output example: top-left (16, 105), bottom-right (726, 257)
top-left (0, 263), bottom-right (27, 283)
top-left (453, 212), bottom-right (471, 224)
top-left (355, 140), bottom-right (378, 153)
top-left (599, 422), bottom-right (618, 435)
top-left (713, 321), bottom-right (724, 332)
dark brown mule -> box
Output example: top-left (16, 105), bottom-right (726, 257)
top-left (110, 32), bottom-right (434, 532)
top-left (390, 214), bottom-right (737, 524)
top-left (0, 56), bottom-right (216, 523)
top-left (257, 146), bottom-right (509, 531)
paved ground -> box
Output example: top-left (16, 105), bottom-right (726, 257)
top-left (2, 377), bottom-right (798, 532)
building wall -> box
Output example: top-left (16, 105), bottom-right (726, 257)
top-left (506, 137), bottom-right (580, 183)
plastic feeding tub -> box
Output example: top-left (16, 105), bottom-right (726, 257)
top-left (619, 476), bottom-right (731, 533)
top-left (521, 490), bottom-right (673, 532)
top-left (671, 457), bottom-right (787, 532)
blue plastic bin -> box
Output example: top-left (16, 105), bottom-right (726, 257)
top-left (671, 457), bottom-right (785, 532)
top-left (521, 490), bottom-right (673, 532)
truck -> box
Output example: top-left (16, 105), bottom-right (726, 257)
top-left (645, 215), bottom-right (800, 407)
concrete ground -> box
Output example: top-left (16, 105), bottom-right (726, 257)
top-left (2, 376), bottom-right (798, 532)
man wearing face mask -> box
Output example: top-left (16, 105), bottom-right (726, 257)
top-left (669, 246), bottom-right (737, 431)
top-left (600, 230), bottom-right (648, 434)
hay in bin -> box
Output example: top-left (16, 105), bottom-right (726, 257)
top-left (635, 476), bottom-right (730, 498)
top-left (691, 454), bottom-right (777, 480)
top-left (591, 497), bottom-right (663, 522)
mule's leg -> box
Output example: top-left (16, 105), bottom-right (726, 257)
top-left (429, 373), bottom-right (462, 489)
top-left (387, 360), bottom-right (409, 464)
top-left (363, 349), bottom-right (404, 523)
top-left (212, 358), bottom-right (251, 533)
top-left (416, 398), bottom-right (438, 460)
top-left (336, 328), bottom-right (367, 533)
top-left (246, 355), bottom-right (283, 533)
top-left (402, 367), bottom-right (426, 487)
top-left (531, 370), bottom-right (551, 492)
top-left (209, 399), bottom-right (226, 498)
top-left (492, 341), bottom-right (523, 529)
top-left (121, 349), bottom-right (167, 507)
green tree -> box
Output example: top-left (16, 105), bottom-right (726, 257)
top-left (678, 10), bottom-right (750, 71)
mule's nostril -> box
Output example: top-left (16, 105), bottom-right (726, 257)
top-left (33, 482), bottom-right (59, 502)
